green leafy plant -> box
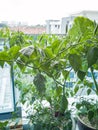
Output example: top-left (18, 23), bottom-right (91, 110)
top-left (0, 29), bottom-right (75, 129)
top-left (0, 121), bottom-right (8, 130)
top-left (1, 16), bottom-right (98, 129)
top-left (66, 16), bottom-right (98, 129)
top-left (75, 97), bottom-right (98, 129)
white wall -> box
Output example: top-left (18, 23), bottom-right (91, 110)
top-left (46, 20), bottom-right (61, 34)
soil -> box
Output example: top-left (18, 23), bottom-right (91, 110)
top-left (79, 115), bottom-right (97, 129)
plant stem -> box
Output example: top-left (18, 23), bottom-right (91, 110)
top-left (90, 67), bottom-right (98, 94)
top-left (52, 77), bottom-right (64, 87)
top-left (63, 84), bottom-right (65, 95)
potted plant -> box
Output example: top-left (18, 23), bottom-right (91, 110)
top-left (75, 97), bottom-right (98, 130)
top-left (64, 16), bottom-right (98, 130)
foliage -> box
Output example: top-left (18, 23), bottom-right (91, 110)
top-left (67, 16), bottom-right (98, 128)
top-left (0, 28), bottom-right (73, 129)
top-left (1, 16), bottom-right (98, 129)
top-left (14, 66), bottom-right (72, 129)
top-left (75, 97), bottom-right (98, 129)
top-left (29, 101), bottom-right (72, 130)
top-left (0, 121), bottom-right (8, 130)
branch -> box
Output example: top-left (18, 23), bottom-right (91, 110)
top-left (90, 67), bottom-right (98, 94)
top-left (0, 59), bottom-right (13, 62)
top-left (52, 77), bottom-right (64, 87)
top-left (38, 42), bottom-right (81, 68)
top-left (16, 59), bottom-right (39, 70)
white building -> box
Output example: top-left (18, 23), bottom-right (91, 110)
top-left (61, 16), bottom-right (74, 34)
top-left (46, 20), bottom-right (61, 34)
top-left (71, 10), bottom-right (98, 22)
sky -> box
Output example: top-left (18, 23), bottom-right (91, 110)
top-left (0, 0), bottom-right (98, 25)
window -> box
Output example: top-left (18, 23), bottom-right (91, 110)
top-left (87, 72), bottom-right (92, 77)
top-left (65, 82), bottom-right (73, 88)
top-left (69, 72), bottom-right (74, 78)
top-left (94, 72), bottom-right (98, 79)
top-left (55, 25), bottom-right (57, 27)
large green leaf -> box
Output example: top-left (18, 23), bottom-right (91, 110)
top-left (68, 16), bottom-right (94, 43)
top-left (87, 47), bottom-right (98, 67)
top-left (74, 86), bottom-right (79, 94)
top-left (52, 39), bottom-right (61, 53)
top-left (62, 70), bottom-right (70, 80)
top-left (68, 54), bottom-right (81, 72)
top-left (33, 73), bottom-right (46, 94)
top-left (44, 47), bottom-right (54, 58)
top-left (60, 95), bottom-right (68, 113)
top-left (88, 110), bottom-right (94, 121)
top-left (0, 51), bottom-right (11, 66)
top-left (8, 45), bottom-right (21, 59)
top-left (87, 89), bottom-right (91, 95)
top-left (0, 60), bottom-right (4, 68)
top-left (76, 103), bottom-right (82, 110)
top-left (0, 121), bottom-right (8, 129)
top-left (56, 86), bottom-right (62, 96)
top-left (77, 70), bottom-right (86, 81)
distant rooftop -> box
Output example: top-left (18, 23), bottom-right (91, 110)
top-left (9, 26), bottom-right (46, 35)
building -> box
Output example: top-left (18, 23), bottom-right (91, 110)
top-left (61, 16), bottom-right (74, 34)
top-left (71, 10), bottom-right (98, 22)
top-left (46, 20), bottom-right (61, 34)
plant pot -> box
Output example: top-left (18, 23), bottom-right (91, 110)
top-left (77, 116), bottom-right (96, 130)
